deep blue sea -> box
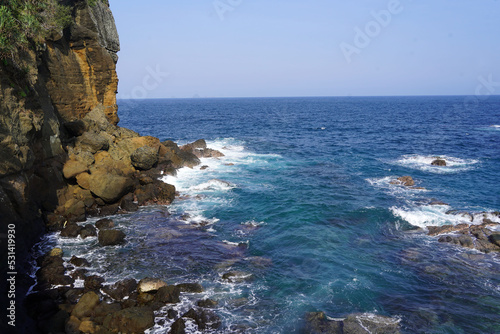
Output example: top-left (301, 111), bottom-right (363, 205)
top-left (38, 96), bottom-right (500, 333)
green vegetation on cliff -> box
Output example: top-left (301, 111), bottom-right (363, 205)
top-left (0, 0), bottom-right (72, 58)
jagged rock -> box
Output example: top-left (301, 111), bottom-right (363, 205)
top-left (76, 131), bottom-right (110, 153)
top-left (390, 176), bottom-right (415, 187)
top-left (60, 222), bottom-right (83, 238)
top-left (103, 306), bottom-right (154, 334)
top-left (98, 229), bottom-right (126, 246)
top-left (121, 193), bottom-right (138, 212)
top-left (102, 278), bottom-right (137, 301)
top-left (80, 224), bottom-right (97, 239)
top-left (137, 278), bottom-right (167, 293)
top-left (182, 308), bottom-right (221, 330)
top-left (431, 159), bottom-right (447, 166)
top-left (36, 256), bottom-right (74, 288)
top-left (84, 275), bottom-right (105, 292)
top-left (169, 317), bottom-right (186, 334)
top-left (71, 291), bottom-right (100, 318)
top-left (95, 218), bottom-right (115, 229)
top-left (88, 170), bottom-right (133, 203)
top-left (70, 256), bottom-right (90, 267)
top-left (427, 224), bottom-right (468, 236)
top-left (155, 286), bottom-right (181, 304)
top-left (131, 146), bottom-right (159, 170)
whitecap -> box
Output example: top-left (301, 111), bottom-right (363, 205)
top-left (391, 204), bottom-right (500, 229)
top-left (392, 154), bottom-right (479, 174)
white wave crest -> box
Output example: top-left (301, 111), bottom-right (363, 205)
top-left (393, 154), bottom-right (478, 174)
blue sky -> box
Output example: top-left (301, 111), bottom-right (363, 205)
top-left (110, 0), bottom-right (500, 98)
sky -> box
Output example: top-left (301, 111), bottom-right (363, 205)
top-left (110, 0), bottom-right (500, 99)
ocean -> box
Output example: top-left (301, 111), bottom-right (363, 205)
top-left (32, 96), bottom-right (500, 333)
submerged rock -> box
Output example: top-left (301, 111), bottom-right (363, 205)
top-left (304, 312), bottom-right (401, 334)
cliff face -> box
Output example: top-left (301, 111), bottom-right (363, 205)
top-left (0, 0), bottom-right (120, 284)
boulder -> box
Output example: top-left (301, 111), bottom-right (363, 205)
top-left (84, 275), bottom-right (105, 292)
top-left (98, 229), bottom-right (126, 246)
top-left (88, 170), bottom-right (133, 203)
top-left (76, 172), bottom-right (91, 190)
top-left (155, 285), bottom-right (180, 304)
top-left (121, 193), bottom-right (139, 212)
top-left (169, 318), bottom-right (186, 334)
top-left (431, 159), bottom-right (447, 166)
top-left (102, 278), bottom-right (137, 301)
top-left (131, 146), bottom-right (159, 170)
top-left (76, 131), bottom-right (110, 153)
top-left (36, 256), bottom-right (74, 288)
top-left (49, 247), bottom-right (63, 257)
top-left (137, 278), bottom-right (167, 293)
top-left (182, 308), bottom-right (221, 331)
top-left (60, 222), bottom-right (83, 238)
top-left (95, 218), bottom-right (115, 229)
top-left (80, 224), bottom-right (97, 239)
top-left (63, 159), bottom-right (89, 179)
top-left (71, 291), bottom-right (100, 318)
top-left (103, 306), bottom-right (154, 334)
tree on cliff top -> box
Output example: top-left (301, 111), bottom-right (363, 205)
top-left (0, 0), bottom-right (72, 59)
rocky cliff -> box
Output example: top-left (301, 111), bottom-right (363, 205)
top-left (0, 0), bottom-right (119, 266)
top-left (0, 2), bottom-right (201, 332)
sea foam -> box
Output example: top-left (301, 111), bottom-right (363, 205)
top-left (393, 154), bottom-right (478, 174)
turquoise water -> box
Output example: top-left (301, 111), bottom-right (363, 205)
top-left (44, 97), bottom-right (500, 333)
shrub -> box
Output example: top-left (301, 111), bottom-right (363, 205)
top-left (0, 0), bottom-right (73, 59)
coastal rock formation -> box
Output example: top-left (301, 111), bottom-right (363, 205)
top-left (390, 176), bottom-right (415, 187)
top-left (304, 312), bottom-right (401, 334)
top-left (427, 219), bottom-right (500, 253)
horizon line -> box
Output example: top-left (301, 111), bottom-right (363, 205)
top-left (117, 94), bottom-right (500, 100)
